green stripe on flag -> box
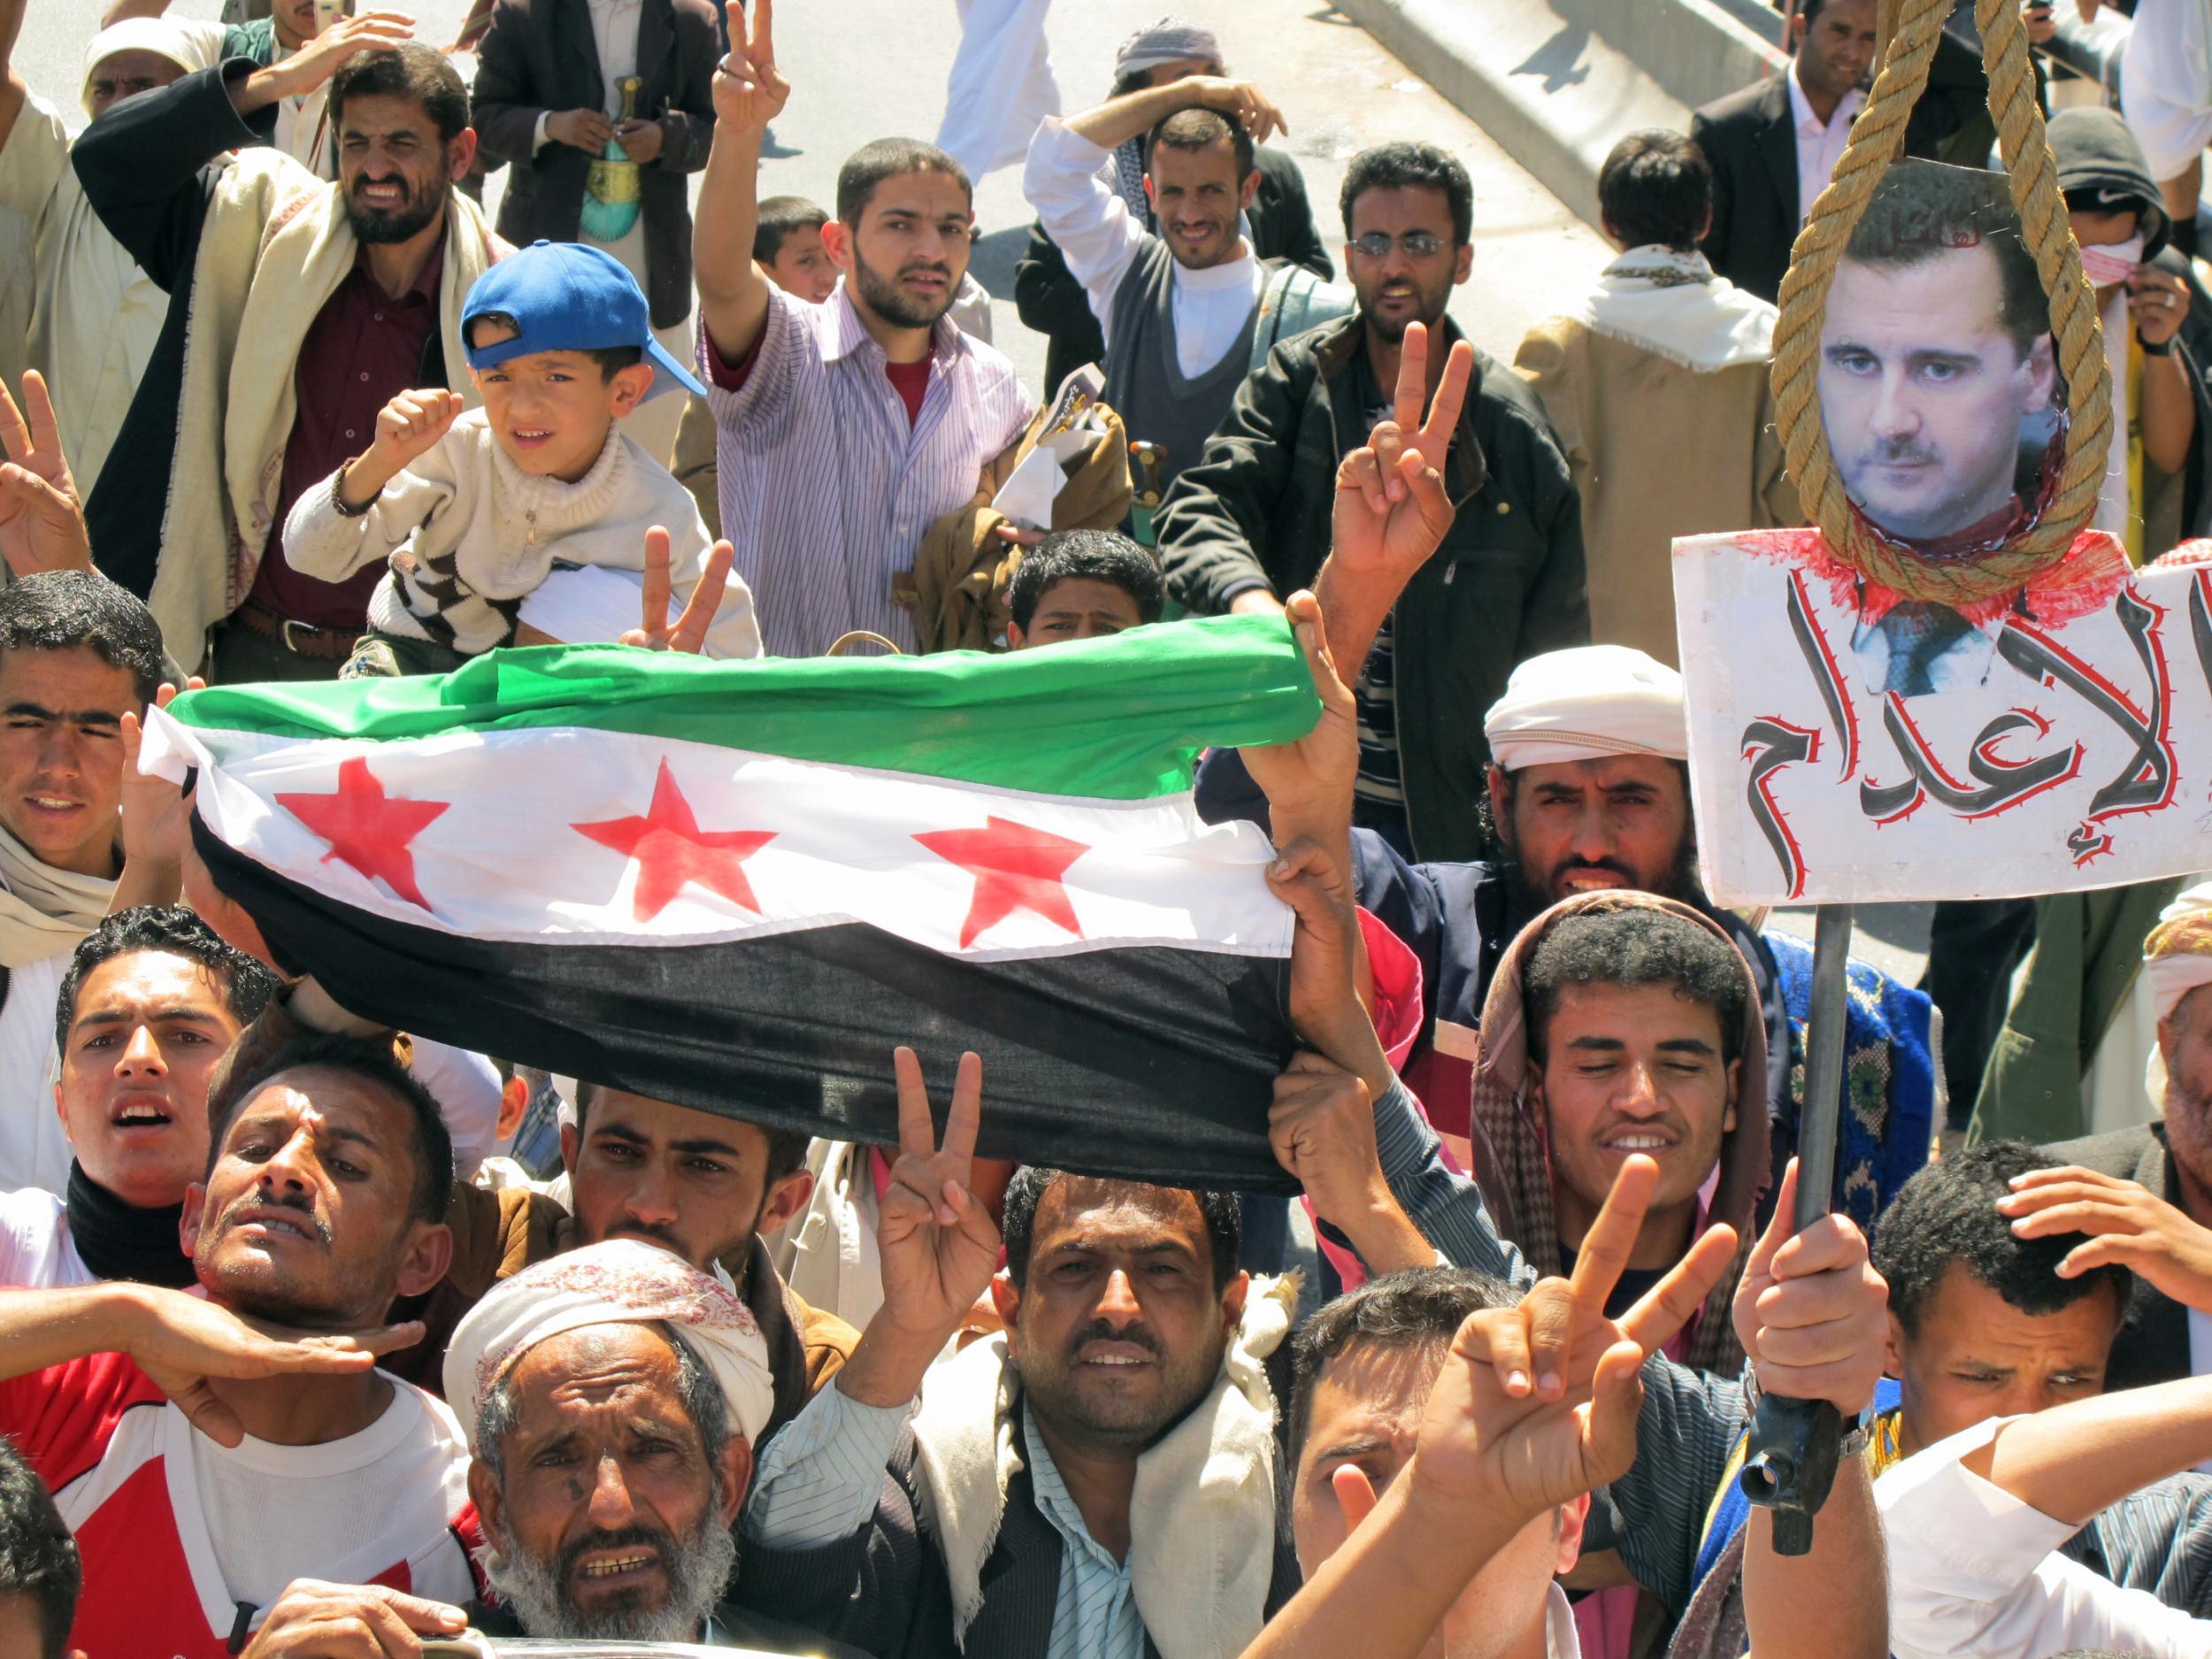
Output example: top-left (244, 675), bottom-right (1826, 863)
top-left (169, 614), bottom-right (1319, 800)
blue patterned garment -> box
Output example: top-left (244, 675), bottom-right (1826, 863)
top-left (1761, 930), bottom-right (1937, 1246)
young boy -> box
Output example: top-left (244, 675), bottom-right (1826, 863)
top-left (284, 239), bottom-right (763, 674)
top-left (1004, 527), bottom-right (1163, 649)
top-left (754, 196), bottom-right (838, 303)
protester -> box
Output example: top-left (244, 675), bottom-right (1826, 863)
top-left (0, 908), bottom-right (277, 1289)
top-left (2081, 0), bottom-right (2212, 260)
top-left (469, 0), bottom-right (719, 465)
top-left (73, 31), bottom-right (496, 679)
top-left (933, 0), bottom-right (1056, 188)
top-left (757, 195), bottom-right (839, 303)
top-left (692, 0), bottom-right (1035, 657)
top-left (249, 1239), bottom-right (854, 1650)
top-left (0, 7), bottom-right (222, 499)
top-left (737, 1050), bottom-right (1300, 1659)
top-left (0, 572), bottom-right (173, 1194)
top-left (281, 239), bottom-right (760, 674)
top-left (1022, 73), bottom-right (1346, 507)
top-left (2015, 886), bottom-right (2212, 1391)
top-left (2049, 105), bottom-right (2211, 560)
top-left (1162, 142), bottom-right (1588, 859)
top-left (0, 1438), bottom-right (76, 1659)
top-left (1514, 130), bottom-right (1795, 667)
top-left (1690, 0), bottom-right (1973, 303)
top-left (1015, 18), bottom-right (1333, 399)
top-left (0, 1033), bottom-right (473, 1655)
top-left (1004, 528), bottom-right (1162, 649)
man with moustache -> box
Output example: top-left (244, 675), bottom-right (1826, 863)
top-left (1160, 142), bottom-right (1587, 861)
top-left (71, 33), bottom-right (504, 678)
top-left (693, 0), bottom-right (1035, 657)
top-left (0, 1033), bottom-right (473, 1657)
top-left (0, 907), bottom-right (277, 1290)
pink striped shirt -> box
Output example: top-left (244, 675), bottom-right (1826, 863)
top-left (703, 282), bottom-right (1035, 657)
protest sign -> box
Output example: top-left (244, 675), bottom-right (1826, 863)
top-left (1673, 529), bottom-right (2211, 906)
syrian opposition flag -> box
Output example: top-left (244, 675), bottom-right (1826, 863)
top-left (142, 618), bottom-right (1320, 1190)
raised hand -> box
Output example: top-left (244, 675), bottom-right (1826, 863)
top-left (0, 371), bottom-right (92, 578)
top-left (713, 0), bottom-right (788, 137)
top-left (116, 681), bottom-right (204, 908)
top-left (618, 526), bottom-right (734, 653)
top-left (368, 388), bottom-right (464, 478)
top-left (2000, 1163), bottom-right (2212, 1313)
top-left (1329, 319), bottom-right (1473, 588)
top-left (1179, 76), bottom-right (1289, 145)
top-left (1410, 1156), bottom-right (1740, 1527)
top-left (1266, 833), bottom-right (1389, 1091)
top-left (266, 11), bottom-right (417, 100)
top-left (124, 1286), bottom-right (425, 1447)
top-left (874, 1048), bottom-right (1002, 1345)
top-left (1239, 588), bottom-right (1357, 844)
top-left (1732, 1160), bottom-right (1890, 1414)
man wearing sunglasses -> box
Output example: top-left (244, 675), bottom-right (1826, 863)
top-left (1159, 141), bottom-right (1588, 864)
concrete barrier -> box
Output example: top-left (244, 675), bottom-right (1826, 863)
top-left (1331, 0), bottom-right (1787, 234)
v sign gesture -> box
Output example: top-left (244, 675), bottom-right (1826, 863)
top-left (836, 1048), bottom-right (1004, 1408)
top-left (1319, 320), bottom-right (1475, 679)
top-left (713, 0), bottom-right (789, 137)
top-left (619, 526), bottom-right (736, 653)
top-left (0, 372), bottom-right (93, 579)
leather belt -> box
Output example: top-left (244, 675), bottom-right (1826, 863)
top-left (234, 600), bottom-right (361, 661)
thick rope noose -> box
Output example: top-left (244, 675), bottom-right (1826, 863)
top-left (1769, 0), bottom-right (2113, 606)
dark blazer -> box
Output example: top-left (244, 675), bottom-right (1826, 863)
top-left (738, 1415), bottom-right (1302, 1659)
top-left (2046, 1120), bottom-right (2194, 1390)
top-left (469, 0), bottom-right (718, 327)
top-left (1014, 145), bottom-right (1334, 396)
top-left (1690, 35), bottom-right (1985, 303)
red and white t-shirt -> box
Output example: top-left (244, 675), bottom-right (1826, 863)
top-left (2, 1351), bottom-right (480, 1656)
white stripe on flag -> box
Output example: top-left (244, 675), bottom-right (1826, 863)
top-left (152, 718), bottom-right (1292, 963)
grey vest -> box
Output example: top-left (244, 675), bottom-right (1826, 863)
top-left (1101, 237), bottom-right (1263, 496)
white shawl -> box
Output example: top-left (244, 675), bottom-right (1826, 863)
top-left (1571, 244), bottom-right (1778, 373)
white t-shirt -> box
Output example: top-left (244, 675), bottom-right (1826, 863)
top-left (0, 951), bottom-right (71, 1197)
top-left (0, 1187), bottom-right (90, 1288)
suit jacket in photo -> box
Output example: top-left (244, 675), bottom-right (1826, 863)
top-left (469, 0), bottom-right (718, 327)
top-left (1689, 31), bottom-right (1987, 303)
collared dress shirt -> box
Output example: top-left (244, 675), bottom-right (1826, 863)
top-left (1787, 65), bottom-right (1865, 225)
top-left (703, 282), bottom-right (1035, 656)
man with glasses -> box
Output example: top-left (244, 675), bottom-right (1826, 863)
top-left (1160, 142), bottom-right (1588, 860)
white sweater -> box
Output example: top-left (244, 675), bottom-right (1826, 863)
top-left (283, 408), bottom-right (763, 659)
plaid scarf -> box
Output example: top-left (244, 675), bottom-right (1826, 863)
top-left (1468, 890), bottom-right (1771, 1376)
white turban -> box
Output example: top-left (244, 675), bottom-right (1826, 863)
top-left (2144, 881), bottom-right (2212, 1021)
top-left (81, 19), bottom-right (222, 118)
top-left (1483, 646), bottom-right (1689, 774)
top-left (444, 1240), bottom-right (775, 1455)
top-left (1115, 18), bottom-right (1224, 77)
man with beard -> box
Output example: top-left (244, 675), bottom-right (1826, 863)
top-left (1159, 142), bottom-right (1587, 860)
top-left (71, 34), bottom-right (502, 679)
top-left (735, 1050), bottom-right (1300, 1659)
top-left (1020, 72), bottom-right (1348, 507)
top-left (693, 0), bottom-right (1035, 657)
top-left (0, 906), bottom-right (277, 1289)
top-left (0, 1033), bottom-right (473, 1657)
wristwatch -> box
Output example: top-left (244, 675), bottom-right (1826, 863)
top-left (1838, 1407), bottom-right (1874, 1461)
top-left (2139, 329), bottom-right (2177, 357)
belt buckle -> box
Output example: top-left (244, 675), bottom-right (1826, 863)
top-left (280, 618), bottom-right (315, 654)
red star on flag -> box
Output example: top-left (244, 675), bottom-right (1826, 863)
top-left (572, 760), bottom-right (777, 922)
top-left (276, 757), bottom-right (450, 913)
top-left (914, 816), bottom-right (1089, 949)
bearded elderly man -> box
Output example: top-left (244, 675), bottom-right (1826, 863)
top-left (733, 1049), bottom-right (1300, 1659)
top-left (70, 28), bottom-right (503, 677)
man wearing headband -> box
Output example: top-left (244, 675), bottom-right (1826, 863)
top-left (242, 1240), bottom-right (864, 1652)
top-left (2025, 882), bottom-right (2212, 1392)
top-left (1013, 18), bottom-right (1333, 398)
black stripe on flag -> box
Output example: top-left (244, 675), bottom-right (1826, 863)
top-left (198, 820), bottom-right (1303, 1192)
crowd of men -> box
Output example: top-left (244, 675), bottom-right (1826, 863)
top-left (0, 0), bottom-right (2210, 1655)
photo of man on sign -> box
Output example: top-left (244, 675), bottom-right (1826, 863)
top-left (1820, 161), bottom-right (2062, 694)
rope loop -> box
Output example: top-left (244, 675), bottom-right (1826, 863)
top-left (1770, 0), bottom-right (2113, 604)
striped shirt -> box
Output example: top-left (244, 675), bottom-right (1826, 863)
top-left (703, 282), bottom-right (1036, 657)
top-left (1024, 1398), bottom-right (1146, 1659)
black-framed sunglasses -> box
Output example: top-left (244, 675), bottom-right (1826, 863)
top-left (1349, 230), bottom-right (1448, 260)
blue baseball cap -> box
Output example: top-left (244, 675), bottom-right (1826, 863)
top-left (461, 240), bottom-right (707, 403)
